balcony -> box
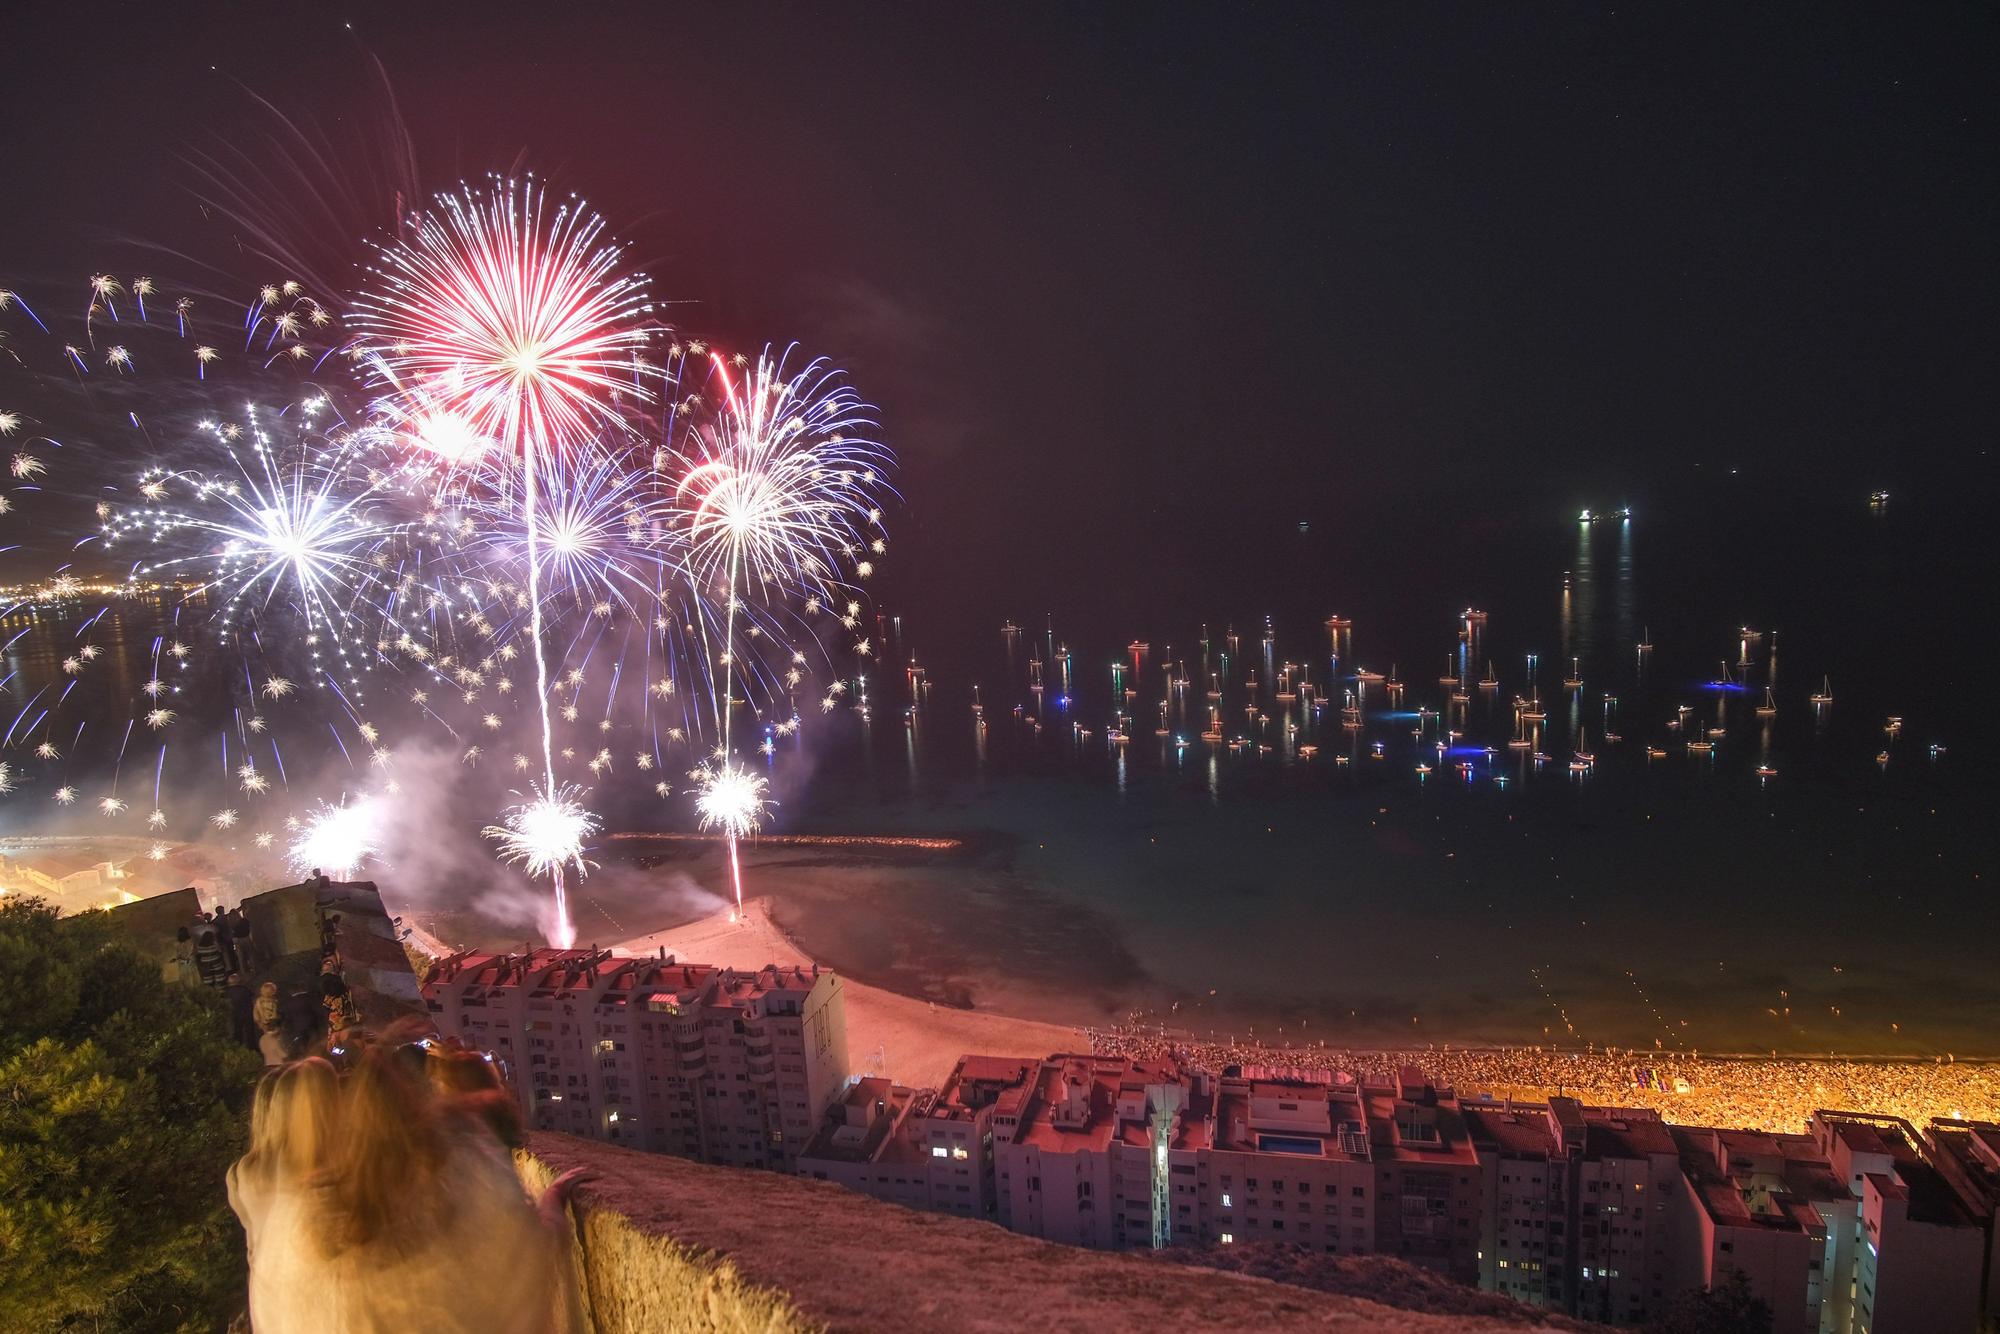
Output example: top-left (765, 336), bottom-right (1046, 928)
top-left (519, 1133), bottom-right (1557, 1332)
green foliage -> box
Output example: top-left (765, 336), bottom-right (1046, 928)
top-left (1644, 1269), bottom-right (1774, 1334)
top-left (0, 896), bottom-right (260, 1332)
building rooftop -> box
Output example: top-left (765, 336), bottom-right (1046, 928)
top-left (1005, 1054), bottom-right (1188, 1155)
top-left (522, 1131), bottom-right (1565, 1333)
top-left (927, 1054), bottom-right (1038, 1124)
top-left (1580, 1106), bottom-right (1677, 1161)
top-left (1816, 1110), bottom-right (1982, 1228)
top-left (1462, 1105), bottom-right (1559, 1159)
top-left (799, 1078), bottom-right (917, 1166)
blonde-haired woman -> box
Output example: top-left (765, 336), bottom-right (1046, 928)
top-left (306, 1042), bottom-right (582, 1332)
top-left (228, 1057), bottom-right (340, 1328)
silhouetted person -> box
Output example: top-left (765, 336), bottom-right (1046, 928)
top-left (306, 867), bottom-right (331, 894)
top-left (216, 907), bottom-right (242, 974)
top-left (280, 987), bottom-right (323, 1054)
top-left (225, 972), bottom-right (258, 1049)
top-left (230, 905), bottom-right (256, 970)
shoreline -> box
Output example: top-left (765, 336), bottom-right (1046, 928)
top-left (608, 894), bottom-right (2000, 1132)
top-left (614, 896), bottom-right (1089, 1088)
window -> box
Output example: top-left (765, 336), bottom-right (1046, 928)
top-left (952, 1147), bottom-right (969, 1160)
top-left (1222, 1193), bottom-right (1232, 1208)
top-left (932, 1146), bottom-right (948, 1158)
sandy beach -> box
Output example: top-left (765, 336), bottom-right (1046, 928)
top-left (616, 896), bottom-right (1089, 1087)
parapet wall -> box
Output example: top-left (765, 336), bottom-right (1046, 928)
top-left (520, 1131), bottom-right (1578, 1333)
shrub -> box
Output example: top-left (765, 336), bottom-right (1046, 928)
top-left (0, 897), bottom-right (259, 1331)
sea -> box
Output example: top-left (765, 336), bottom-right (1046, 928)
top-left (5, 471), bottom-right (1995, 1057)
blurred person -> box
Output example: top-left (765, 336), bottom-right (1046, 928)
top-left (306, 1041), bottom-right (582, 1333)
top-left (427, 1043), bottom-right (525, 1151)
top-left (173, 925), bottom-right (195, 985)
top-left (194, 928), bottom-right (230, 989)
top-left (228, 1057), bottom-right (341, 1330)
top-left (253, 980), bottom-right (281, 1034)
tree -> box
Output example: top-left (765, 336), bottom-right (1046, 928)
top-left (0, 897), bottom-right (260, 1331)
top-left (1644, 1269), bottom-right (1774, 1334)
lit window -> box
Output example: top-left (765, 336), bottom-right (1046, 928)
top-left (952, 1146), bottom-right (969, 1160)
top-left (1222, 1193), bottom-right (1233, 1207)
top-left (1220, 1232), bottom-right (1234, 1245)
top-left (932, 1146), bottom-right (949, 1158)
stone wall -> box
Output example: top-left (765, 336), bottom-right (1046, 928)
top-left (520, 1131), bottom-right (1581, 1333)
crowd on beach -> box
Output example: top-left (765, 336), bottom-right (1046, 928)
top-left (227, 1021), bottom-right (586, 1333)
top-left (1088, 1024), bottom-right (2000, 1133)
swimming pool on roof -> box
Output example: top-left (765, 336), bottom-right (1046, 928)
top-left (1256, 1134), bottom-right (1324, 1156)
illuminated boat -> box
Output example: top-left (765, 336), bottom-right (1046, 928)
top-left (1646, 746), bottom-right (1668, 759)
top-left (1355, 666), bottom-right (1385, 684)
top-left (1478, 661), bottom-right (1499, 689)
top-left (1438, 656), bottom-right (1460, 689)
top-left (1810, 676), bottom-right (1832, 706)
top-left (1756, 764), bottom-right (1777, 778)
top-left (1463, 607), bottom-right (1489, 624)
top-left (1563, 656), bottom-right (1583, 690)
top-left (1755, 688), bottom-right (1776, 718)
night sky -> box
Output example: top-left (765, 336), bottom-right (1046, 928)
top-left (2, 3), bottom-right (1993, 627)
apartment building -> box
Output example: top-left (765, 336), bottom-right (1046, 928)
top-left (421, 948), bottom-right (850, 1170)
top-left (1809, 1111), bottom-right (1986, 1334)
top-left (1922, 1119), bottom-right (2000, 1327)
top-left (1465, 1098), bottom-right (1684, 1325)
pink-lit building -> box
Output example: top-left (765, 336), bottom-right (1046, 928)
top-left (1923, 1119), bottom-right (2000, 1327)
top-left (1465, 1097), bottom-right (1684, 1325)
top-left (794, 1076), bottom-right (930, 1209)
top-left (981, 1056), bottom-right (1481, 1278)
top-left (421, 948), bottom-right (850, 1171)
top-left (913, 1055), bottom-right (1038, 1220)
top-left (1666, 1125), bottom-right (1844, 1334)
top-left (795, 1055), bottom-right (1042, 1221)
top-left (1809, 1111), bottom-right (1986, 1334)
top-left (989, 1053), bottom-right (1192, 1250)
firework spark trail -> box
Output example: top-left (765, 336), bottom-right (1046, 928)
top-left (354, 176), bottom-right (656, 945)
top-left (671, 346), bottom-right (895, 912)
